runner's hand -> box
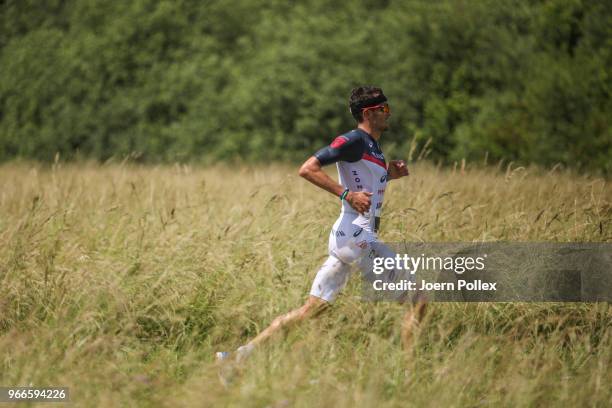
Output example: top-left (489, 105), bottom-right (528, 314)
top-left (388, 160), bottom-right (409, 180)
top-left (347, 191), bottom-right (372, 214)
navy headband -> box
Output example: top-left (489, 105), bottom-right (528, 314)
top-left (350, 94), bottom-right (388, 115)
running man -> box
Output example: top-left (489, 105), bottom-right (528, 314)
top-left (217, 86), bottom-right (426, 369)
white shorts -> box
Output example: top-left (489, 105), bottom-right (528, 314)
top-left (309, 214), bottom-right (404, 302)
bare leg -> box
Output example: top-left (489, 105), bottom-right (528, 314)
top-left (216, 295), bottom-right (329, 386)
top-left (223, 253), bottom-right (348, 366)
top-left (246, 295), bottom-right (329, 349)
top-left (401, 293), bottom-right (428, 351)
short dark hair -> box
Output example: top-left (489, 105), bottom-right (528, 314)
top-left (349, 86), bottom-right (387, 122)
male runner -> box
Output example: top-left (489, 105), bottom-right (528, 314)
top-left (217, 86), bottom-right (426, 370)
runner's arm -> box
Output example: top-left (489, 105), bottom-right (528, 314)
top-left (298, 156), bottom-right (346, 197)
top-left (299, 133), bottom-right (372, 213)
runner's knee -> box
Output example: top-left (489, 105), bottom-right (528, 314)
top-left (303, 296), bottom-right (328, 317)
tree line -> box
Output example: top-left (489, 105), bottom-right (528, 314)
top-left (1, 0), bottom-right (610, 172)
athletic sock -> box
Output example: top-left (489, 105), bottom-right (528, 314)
top-left (235, 344), bottom-right (255, 362)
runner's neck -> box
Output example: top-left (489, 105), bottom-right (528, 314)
top-left (357, 124), bottom-right (381, 141)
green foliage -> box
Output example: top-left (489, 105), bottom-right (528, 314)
top-left (0, 0), bottom-right (610, 171)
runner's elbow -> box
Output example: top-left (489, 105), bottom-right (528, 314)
top-left (298, 163), bottom-right (311, 178)
top-left (299, 157), bottom-right (320, 179)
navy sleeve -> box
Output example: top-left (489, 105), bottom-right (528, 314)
top-left (313, 132), bottom-right (365, 166)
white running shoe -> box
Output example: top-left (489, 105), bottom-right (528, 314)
top-left (215, 345), bottom-right (255, 387)
top-left (215, 351), bottom-right (234, 388)
top-left (215, 351), bottom-right (231, 362)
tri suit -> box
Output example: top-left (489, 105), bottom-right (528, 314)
top-left (309, 128), bottom-right (409, 302)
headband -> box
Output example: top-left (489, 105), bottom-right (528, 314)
top-left (350, 94), bottom-right (388, 115)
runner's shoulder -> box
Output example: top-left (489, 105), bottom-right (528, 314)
top-left (315, 129), bottom-right (366, 165)
top-left (336, 129), bottom-right (366, 145)
top-left (329, 129), bottom-right (366, 152)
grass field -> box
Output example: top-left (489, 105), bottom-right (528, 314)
top-left (0, 160), bottom-right (610, 407)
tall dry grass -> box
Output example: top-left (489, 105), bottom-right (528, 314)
top-left (0, 160), bottom-right (610, 407)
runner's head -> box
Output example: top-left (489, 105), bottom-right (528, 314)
top-left (349, 86), bottom-right (388, 123)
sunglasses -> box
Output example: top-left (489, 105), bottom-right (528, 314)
top-left (362, 103), bottom-right (390, 114)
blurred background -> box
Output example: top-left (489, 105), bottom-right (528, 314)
top-left (0, 0), bottom-right (610, 173)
